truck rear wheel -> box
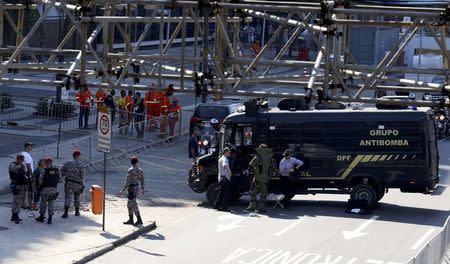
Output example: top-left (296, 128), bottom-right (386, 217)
top-left (350, 183), bottom-right (377, 209)
top-left (206, 182), bottom-right (221, 207)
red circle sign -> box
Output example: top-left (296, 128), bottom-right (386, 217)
top-left (100, 114), bottom-right (110, 135)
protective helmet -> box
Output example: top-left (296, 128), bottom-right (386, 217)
top-left (210, 118), bottom-right (219, 125)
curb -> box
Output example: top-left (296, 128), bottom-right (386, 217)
top-left (73, 221), bottom-right (157, 264)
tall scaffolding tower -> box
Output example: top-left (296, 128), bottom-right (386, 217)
top-left (0, 0), bottom-right (449, 106)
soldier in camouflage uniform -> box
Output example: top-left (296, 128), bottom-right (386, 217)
top-left (61, 150), bottom-right (85, 219)
top-left (246, 144), bottom-right (277, 213)
top-left (9, 154), bottom-right (26, 224)
top-left (118, 156), bottom-right (145, 226)
top-left (36, 158), bottom-right (61, 224)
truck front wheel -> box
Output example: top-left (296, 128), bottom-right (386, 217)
top-left (206, 182), bottom-right (221, 207)
top-left (350, 183), bottom-right (377, 209)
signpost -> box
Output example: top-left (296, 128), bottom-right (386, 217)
top-left (97, 107), bottom-right (111, 231)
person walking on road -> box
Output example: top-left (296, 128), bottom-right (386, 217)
top-left (31, 159), bottom-right (46, 211)
top-left (20, 142), bottom-right (34, 210)
top-left (61, 150), bottom-right (85, 219)
top-left (189, 127), bottom-right (200, 163)
top-left (9, 154), bottom-right (27, 224)
top-left (35, 158), bottom-right (61, 225)
top-left (76, 85), bottom-right (93, 130)
top-left (117, 156), bottom-right (145, 226)
top-left (247, 144), bottom-right (276, 213)
top-left (214, 148), bottom-right (233, 212)
top-left (279, 150), bottom-right (304, 208)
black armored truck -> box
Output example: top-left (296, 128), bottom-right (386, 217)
top-left (188, 100), bottom-right (439, 209)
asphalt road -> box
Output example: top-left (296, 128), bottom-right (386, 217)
top-left (89, 139), bottom-right (450, 264)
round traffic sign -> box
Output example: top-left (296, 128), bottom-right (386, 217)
top-left (100, 114), bottom-right (110, 135)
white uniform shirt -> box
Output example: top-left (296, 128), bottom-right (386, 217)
top-left (21, 151), bottom-right (34, 173)
top-left (279, 157), bottom-right (303, 177)
top-left (218, 156), bottom-right (231, 181)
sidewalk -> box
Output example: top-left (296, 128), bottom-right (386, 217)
top-left (0, 136), bottom-right (203, 264)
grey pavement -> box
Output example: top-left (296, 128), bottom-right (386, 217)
top-left (0, 136), bottom-right (203, 264)
top-left (90, 139), bottom-right (450, 264)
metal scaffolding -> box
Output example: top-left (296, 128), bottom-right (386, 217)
top-left (0, 0), bottom-right (449, 106)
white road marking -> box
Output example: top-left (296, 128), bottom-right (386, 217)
top-left (410, 228), bottom-right (436, 250)
top-left (274, 218), bottom-right (305, 237)
top-left (217, 214), bottom-right (248, 232)
top-left (342, 215), bottom-right (379, 240)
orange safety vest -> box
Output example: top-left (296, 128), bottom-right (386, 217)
top-left (76, 91), bottom-right (92, 108)
top-left (125, 95), bottom-right (134, 112)
top-left (95, 90), bottom-right (107, 106)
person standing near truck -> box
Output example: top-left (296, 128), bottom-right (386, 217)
top-left (214, 148), bottom-right (233, 212)
top-left (247, 144), bottom-right (276, 213)
top-left (279, 150), bottom-right (304, 208)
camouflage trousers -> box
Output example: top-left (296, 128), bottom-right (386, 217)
top-left (249, 180), bottom-right (268, 210)
top-left (40, 187), bottom-right (58, 216)
top-left (11, 184), bottom-right (25, 214)
top-left (64, 182), bottom-right (83, 208)
top-left (127, 195), bottom-right (140, 216)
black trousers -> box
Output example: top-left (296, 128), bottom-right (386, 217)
top-left (134, 115), bottom-right (145, 137)
top-left (79, 107), bottom-right (90, 129)
top-left (214, 177), bottom-right (231, 210)
top-left (280, 176), bottom-right (296, 205)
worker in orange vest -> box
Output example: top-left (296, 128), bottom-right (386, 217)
top-left (145, 83), bottom-right (160, 131)
top-left (95, 88), bottom-right (107, 107)
top-left (167, 97), bottom-right (182, 141)
top-left (76, 85), bottom-right (93, 129)
top-left (125, 90), bottom-right (134, 130)
top-left (158, 91), bottom-right (170, 138)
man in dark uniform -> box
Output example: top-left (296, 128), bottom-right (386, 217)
top-left (36, 158), bottom-right (61, 224)
top-left (117, 156), bottom-right (145, 226)
top-left (9, 154), bottom-right (26, 224)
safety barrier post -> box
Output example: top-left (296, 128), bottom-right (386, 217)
top-left (178, 108), bottom-right (183, 137)
top-left (89, 134), bottom-right (92, 162)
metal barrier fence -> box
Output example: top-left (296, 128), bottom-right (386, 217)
top-left (30, 105), bottom-right (195, 172)
top-left (0, 96), bottom-right (98, 132)
top-left (406, 216), bottom-right (450, 264)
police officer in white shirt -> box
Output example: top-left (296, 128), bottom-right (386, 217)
top-left (279, 150), bottom-right (303, 208)
top-left (214, 148), bottom-right (232, 212)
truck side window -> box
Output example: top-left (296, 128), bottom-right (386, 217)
top-left (243, 127), bottom-right (253, 146)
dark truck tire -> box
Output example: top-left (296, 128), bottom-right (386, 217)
top-left (350, 183), bottom-right (378, 209)
top-left (206, 182), bottom-right (221, 207)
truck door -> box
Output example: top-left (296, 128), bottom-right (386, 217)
top-left (302, 125), bottom-right (337, 178)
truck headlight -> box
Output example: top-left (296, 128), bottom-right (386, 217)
top-left (202, 139), bottom-right (209, 146)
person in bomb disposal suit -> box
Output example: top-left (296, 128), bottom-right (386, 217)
top-left (61, 150), bottom-right (85, 218)
top-left (35, 158), bottom-right (61, 225)
top-left (9, 154), bottom-right (27, 224)
top-left (117, 156), bottom-right (145, 226)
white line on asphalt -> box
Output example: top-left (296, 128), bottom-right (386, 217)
top-left (411, 228), bottom-right (436, 250)
top-left (274, 218), bottom-right (305, 237)
top-left (342, 215), bottom-right (380, 240)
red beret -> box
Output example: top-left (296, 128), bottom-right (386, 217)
top-left (73, 150), bottom-right (81, 157)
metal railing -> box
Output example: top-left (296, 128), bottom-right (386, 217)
top-left (0, 96), bottom-right (98, 133)
top-left (29, 105), bottom-right (195, 172)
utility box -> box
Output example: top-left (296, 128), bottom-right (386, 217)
top-left (90, 185), bottom-right (104, 215)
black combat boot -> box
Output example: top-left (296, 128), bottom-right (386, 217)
top-left (133, 215), bottom-right (143, 226)
top-left (75, 208), bottom-right (80, 216)
top-left (123, 214), bottom-right (134, 225)
top-left (10, 214), bottom-right (15, 222)
top-left (14, 214), bottom-right (21, 224)
top-left (35, 214), bottom-right (45, 223)
top-left (47, 215), bottom-right (53, 225)
top-left (62, 207), bottom-right (69, 219)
